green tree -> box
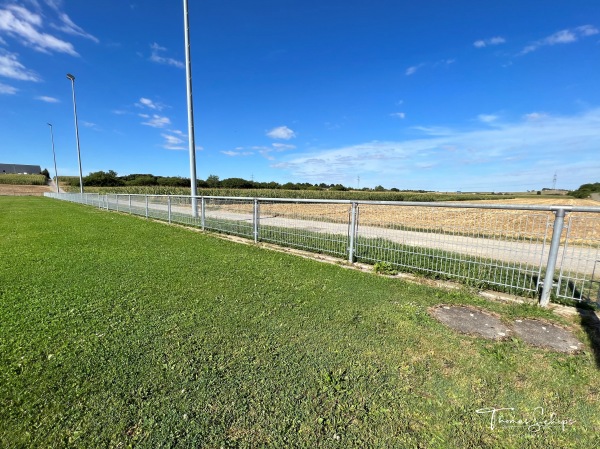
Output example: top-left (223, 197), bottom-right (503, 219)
top-left (84, 170), bottom-right (124, 187)
top-left (206, 174), bottom-right (220, 188)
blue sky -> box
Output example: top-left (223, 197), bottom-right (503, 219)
top-left (1, 0), bottom-right (599, 191)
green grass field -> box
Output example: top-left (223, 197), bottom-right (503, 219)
top-left (1, 197), bottom-right (599, 448)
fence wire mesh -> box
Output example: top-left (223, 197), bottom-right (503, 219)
top-left (556, 214), bottom-right (600, 302)
top-left (44, 193), bottom-right (600, 306)
top-left (258, 201), bottom-right (349, 257)
top-left (354, 205), bottom-right (550, 296)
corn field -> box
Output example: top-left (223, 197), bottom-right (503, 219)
top-left (0, 174), bottom-right (47, 186)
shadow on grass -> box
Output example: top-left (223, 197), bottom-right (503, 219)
top-left (577, 308), bottom-right (600, 369)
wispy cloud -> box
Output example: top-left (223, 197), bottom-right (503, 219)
top-left (0, 49), bottom-right (40, 81)
top-left (390, 112), bottom-right (406, 119)
top-left (221, 150), bottom-right (254, 157)
top-left (161, 132), bottom-right (187, 150)
top-left (81, 121), bottom-right (99, 130)
top-left (271, 143), bottom-right (296, 151)
top-left (149, 43), bottom-right (184, 69)
top-left (136, 97), bottom-right (164, 110)
top-left (0, 4), bottom-right (78, 55)
top-left (520, 25), bottom-right (599, 55)
top-left (478, 114), bottom-right (499, 123)
top-left (52, 12), bottom-right (99, 43)
top-left (474, 36), bottom-right (506, 48)
top-left (221, 142), bottom-right (297, 160)
top-left (35, 95), bottom-right (59, 102)
top-left (272, 109), bottom-right (600, 190)
top-left (266, 125), bottom-right (296, 140)
top-left (406, 59), bottom-right (454, 76)
top-left (140, 114), bottom-right (170, 128)
top-left (0, 81), bottom-right (17, 94)
top-left (405, 64), bottom-right (423, 76)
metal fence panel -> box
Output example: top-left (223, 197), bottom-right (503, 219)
top-left (556, 213), bottom-right (600, 303)
top-left (257, 201), bottom-right (350, 257)
top-left (354, 205), bottom-right (550, 296)
top-left (201, 197), bottom-right (255, 239)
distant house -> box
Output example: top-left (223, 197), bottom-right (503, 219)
top-left (0, 163), bottom-right (42, 175)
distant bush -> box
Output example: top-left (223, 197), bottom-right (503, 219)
top-left (571, 182), bottom-right (600, 199)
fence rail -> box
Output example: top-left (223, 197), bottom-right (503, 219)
top-left (44, 192), bottom-right (600, 307)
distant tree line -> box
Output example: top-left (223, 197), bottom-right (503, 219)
top-left (66, 171), bottom-right (431, 192)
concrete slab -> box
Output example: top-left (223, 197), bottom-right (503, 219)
top-left (430, 306), bottom-right (512, 341)
top-left (512, 319), bottom-right (584, 354)
top-left (430, 305), bottom-right (585, 354)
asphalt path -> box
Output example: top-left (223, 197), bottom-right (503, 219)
top-left (112, 198), bottom-right (598, 276)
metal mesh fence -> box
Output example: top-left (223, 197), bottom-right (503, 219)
top-left (258, 201), bottom-right (349, 257)
top-left (203, 197), bottom-right (255, 238)
top-left (44, 192), bottom-right (600, 306)
top-left (556, 214), bottom-right (600, 302)
top-left (354, 205), bottom-right (550, 296)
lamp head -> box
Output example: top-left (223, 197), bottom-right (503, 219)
top-left (66, 73), bottom-right (75, 81)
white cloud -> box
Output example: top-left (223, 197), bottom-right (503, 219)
top-left (523, 112), bottom-right (548, 121)
top-left (141, 114), bottom-right (170, 128)
top-left (0, 49), bottom-right (40, 80)
top-left (53, 12), bottom-right (99, 43)
top-left (221, 150), bottom-right (253, 157)
top-left (0, 81), bottom-right (17, 94)
top-left (474, 36), bottom-right (506, 48)
top-left (406, 60), bottom-right (453, 76)
top-left (405, 65), bottom-right (421, 76)
top-left (35, 95), bottom-right (59, 102)
top-left (161, 132), bottom-right (186, 150)
top-left (520, 25), bottom-right (598, 55)
top-left (81, 121), bottom-right (97, 128)
top-left (136, 97), bottom-right (164, 110)
top-left (149, 42), bottom-right (184, 69)
top-left (390, 112), bottom-right (406, 119)
top-left (271, 143), bottom-right (296, 151)
top-left (266, 125), bottom-right (296, 140)
top-left (478, 114), bottom-right (498, 123)
top-left (272, 109), bottom-right (600, 190)
top-left (0, 4), bottom-right (78, 55)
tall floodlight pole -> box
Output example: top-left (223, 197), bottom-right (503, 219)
top-left (183, 0), bottom-right (198, 218)
top-left (47, 123), bottom-right (59, 193)
top-left (66, 73), bottom-right (84, 195)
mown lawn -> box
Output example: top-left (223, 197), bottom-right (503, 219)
top-left (1, 197), bottom-right (598, 448)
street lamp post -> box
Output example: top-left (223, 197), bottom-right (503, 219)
top-left (47, 123), bottom-right (59, 193)
top-left (66, 73), bottom-right (84, 195)
top-left (183, 0), bottom-right (198, 218)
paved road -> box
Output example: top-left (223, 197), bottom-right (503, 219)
top-left (111, 198), bottom-right (598, 275)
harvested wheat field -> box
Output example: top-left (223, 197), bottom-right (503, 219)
top-left (213, 196), bottom-right (600, 246)
top-left (0, 184), bottom-right (51, 196)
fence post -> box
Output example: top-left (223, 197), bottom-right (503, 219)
top-left (201, 197), bottom-right (205, 230)
top-left (129, 195), bottom-right (132, 214)
top-left (539, 208), bottom-right (566, 307)
top-left (145, 195), bottom-right (149, 219)
top-left (168, 196), bottom-right (172, 224)
top-left (253, 199), bottom-right (260, 243)
top-left (116, 195), bottom-right (119, 212)
top-left (348, 202), bottom-right (358, 263)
